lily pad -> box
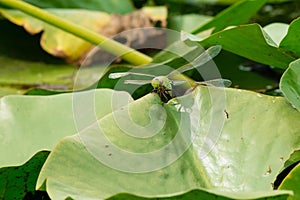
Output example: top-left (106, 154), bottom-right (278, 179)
top-left (108, 191), bottom-right (290, 200)
top-left (280, 59), bottom-right (300, 110)
top-left (278, 163), bottom-right (300, 200)
top-left (169, 14), bottom-right (212, 33)
top-left (0, 54), bottom-right (77, 97)
top-left (263, 23), bottom-right (289, 46)
top-left (192, 0), bottom-right (268, 34)
top-left (36, 86), bottom-right (300, 199)
top-left (0, 89), bottom-right (133, 168)
top-left (0, 56), bottom-right (75, 86)
top-left (0, 151), bottom-right (49, 199)
top-left (199, 24), bottom-right (295, 69)
top-left (280, 17), bottom-right (300, 58)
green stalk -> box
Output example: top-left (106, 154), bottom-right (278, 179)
top-left (0, 0), bottom-right (153, 65)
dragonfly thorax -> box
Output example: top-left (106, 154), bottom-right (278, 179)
top-left (151, 76), bottom-right (172, 91)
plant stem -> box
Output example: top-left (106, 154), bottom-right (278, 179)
top-left (0, 0), bottom-right (153, 65)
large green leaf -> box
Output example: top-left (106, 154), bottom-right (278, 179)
top-left (263, 23), bottom-right (289, 46)
top-left (280, 59), bottom-right (300, 110)
top-left (36, 86), bottom-right (300, 199)
top-left (0, 89), bottom-right (133, 168)
top-left (23, 0), bottom-right (134, 14)
top-left (199, 24), bottom-right (295, 69)
top-left (0, 151), bottom-right (49, 199)
top-left (168, 14), bottom-right (212, 33)
top-left (108, 191), bottom-right (290, 200)
top-left (215, 51), bottom-right (279, 90)
top-left (280, 17), bottom-right (300, 58)
top-left (0, 54), bottom-right (110, 97)
top-left (279, 163), bottom-right (300, 200)
top-left (161, 0), bottom-right (291, 5)
top-left (192, 0), bottom-right (268, 34)
top-left (0, 56), bottom-right (76, 88)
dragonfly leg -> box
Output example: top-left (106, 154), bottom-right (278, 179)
top-left (161, 90), bottom-right (169, 101)
top-left (152, 88), bottom-right (172, 102)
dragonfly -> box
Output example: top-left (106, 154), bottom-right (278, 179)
top-left (109, 45), bottom-right (231, 100)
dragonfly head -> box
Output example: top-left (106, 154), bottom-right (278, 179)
top-left (151, 76), bottom-right (172, 91)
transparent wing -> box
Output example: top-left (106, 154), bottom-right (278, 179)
top-left (172, 80), bottom-right (187, 86)
top-left (196, 79), bottom-right (232, 87)
top-left (109, 72), bottom-right (155, 79)
top-left (124, 80), bottom-right (152, 85)
top-left (168, 45), bottom-right (222, 78)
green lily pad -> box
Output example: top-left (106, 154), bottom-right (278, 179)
top-left (0, 151), bottom-right (49, 199)
top-left (192, 0), bottom-right (268, 34)
top-left (168, 14), bottom-right (212, 33)
top-left (0, 89), bottom-right (133, 168)
top-left (0, 85), bottom-right (26, 97)
top-left (279, 163), bottom-right (300, 200)
top-left (199, 24), bottom-right (295, 69)
top-left (284, 150), bottom-right (300, 169)
top-left (280, 59), bottom-right (300, 110)
top-left (0, 56), bottom-right (75, 86)
top-left (36, 86), bottom-right (299, 199)
top-left (108, 190), bottom-right (290, 200)
top-left (159, 0), bottom-right (291, 5)
top-left (215, 51), bottom-right (279, 90)
top-left (0, 54), bottom-right (77, 97)
top-left (263, 23), bottom-right (289, 46)
top-left (280, 17), bottom-right (300, 58)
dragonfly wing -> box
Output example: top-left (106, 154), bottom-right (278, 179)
top-left (124, 80), bottom-right (152, 85)
top-left (109, 72), bottom-right (156, 79)
top-left (196, 79), bottom-right (232, 87)
top-left (172, 80), bottom-right (187, 86)
top-left (170, 45), bottom-right (222, 76)
top-left (180, 31), bottom-right (201, 42)
top-left (109, 72), bottom-right (131, 79)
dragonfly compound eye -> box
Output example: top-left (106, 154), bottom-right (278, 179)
top-left (151, 77), bottom-right (161, 89)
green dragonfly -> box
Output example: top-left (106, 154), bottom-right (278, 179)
top-left (109, 45), bottom-right (231, 100)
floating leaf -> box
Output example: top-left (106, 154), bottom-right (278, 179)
top-left (199, 24), bottom-right (295, 69)
top-left (279, 163), bottom-right (300, 200)
top-left (280, 59), bottom-right (300, 110)
top-left (0, 89), bottom-right (133, 168)
top-left (0, 55), bottom-right (76, 94)
top-left (169, 14), bottom-right (212, 33)
top-left (263, 23), bottom-right (289, 46)
top-left (192, 0), bottom-right (268, 34)
top-left (36, 87), bottom-right (299, 199)
top-left (280, 17), bottom-right (300, 58)
top-left (0, 151), bottom-right (49, 199)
